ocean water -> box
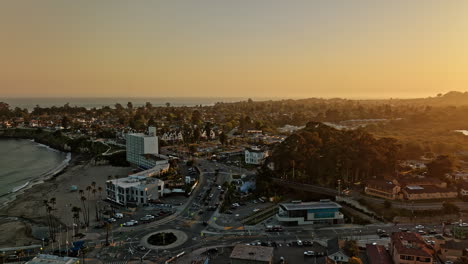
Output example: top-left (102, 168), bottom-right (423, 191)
top-left (0, 139), bottom-right (69, 205)
top-left (1, 97), bottom-right (277, 112)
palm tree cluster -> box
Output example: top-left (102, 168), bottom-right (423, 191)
top-left (77, 181), bottom-right (103, 228)
top-left (43, 197), bottom-right (58, 241)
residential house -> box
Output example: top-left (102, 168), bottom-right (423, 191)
top-left (327, 237), bottom-right (349, 264)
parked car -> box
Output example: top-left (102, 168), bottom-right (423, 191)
top-left (304, 251), bottom-right (315, 256)
top-left (114, 213), bottom-right (124, 219)
top-left (107, 218), bottom-right (116, 223)
top-left (415, 225), bottom-right (425, 229)
top-left (297, 240), bottom-right (303, 246)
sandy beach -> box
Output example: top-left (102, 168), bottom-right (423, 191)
top-left (0, 154), bottom-right (133, 247)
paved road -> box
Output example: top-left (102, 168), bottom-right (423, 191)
top-left (272, 178), bottom-right (468, 210)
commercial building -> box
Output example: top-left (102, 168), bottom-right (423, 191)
top-left (365, 180), bottom-right (401, 200)
top-left (126, 127), bottom-right (163, 169)
top-left (106, 174), bottom-right (164, 206)
top-left (277, 200), bottom-right (344, 225)
top-left (230, 244), bottom-right (273, 264)
top-left (26, 255), bottom-right (79, 264)
top-left (390, 232), bottom-right (433, 264)
top-left (244, 146), bottom-right (269, 165)
top-left (401, 185), bottom-right (457, 200)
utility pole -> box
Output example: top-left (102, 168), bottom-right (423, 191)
top-left (338, 180), bottom-right (341, 196)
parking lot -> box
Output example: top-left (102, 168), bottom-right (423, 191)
top-left (216, 199), bottom-right (274, 227)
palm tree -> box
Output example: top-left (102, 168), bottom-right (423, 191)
top-left (92, 188), bottom-right (99, 221)
top-left (85, 185), bottom-right (92, 224)
top-left (43, 200), bottom-right (53, 241)
top-left (104, 222), bottom-right (112, 246)
top-left (49, 197), bottom-right (57, 240)
top-left (78, 191), bottom-right (88, 227)
top-left (71, 206), bottom-right (81, 235)
top-left (97, 186), bottom-right (103, 220)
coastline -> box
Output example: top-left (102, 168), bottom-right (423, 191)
top-left (0, 138), bottom-right (133, 247)
top-left (0, 140), bottom-right (72, 210)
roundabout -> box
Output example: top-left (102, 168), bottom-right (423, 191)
top-left (140, 229), bottom-right (189, 250)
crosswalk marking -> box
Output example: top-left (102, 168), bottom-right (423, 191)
top-left (103, 261), bottom-right (128, 264)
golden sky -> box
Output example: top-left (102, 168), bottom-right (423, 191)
top-left (1, 0), bottom-right (468, 99)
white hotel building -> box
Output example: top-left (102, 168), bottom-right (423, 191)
top-left (126, 127), bottom-right (169, 169)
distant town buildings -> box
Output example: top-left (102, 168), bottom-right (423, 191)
top-left (277, 200), bottom-right (344, 226)
top-left (365, 176), bottom-right (458, 201)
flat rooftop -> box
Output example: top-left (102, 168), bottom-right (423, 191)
top-left (26, 254), bottom-right (78, 264)
top-left (230, 245), bottom-right (273, 262)
top-left (280, 200), bottom-right (341, 211)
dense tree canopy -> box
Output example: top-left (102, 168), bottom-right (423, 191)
top-left (267, 122), bottom-right (400, 186)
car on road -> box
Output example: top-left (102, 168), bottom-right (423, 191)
top-left (297, 240), bottom-right (303, 246)
top-left (253, 208), bottom-right (260, 212)
top-left (217, 185), bottom-right (222, 190)
top-left (114, 213), bottom-right (124, 219)
top-left (415, 225), bottom-right (425, 229)
top-left (303, 240), bottom-right (313, 246)
top-left (304, 251), bottom-right (315, 256)
top-left (107, 218), bottom-right (116, 223)
top-left (379, 233), bottom-right (389, 238)
top-left (418, 230), bottom-right (426, 235)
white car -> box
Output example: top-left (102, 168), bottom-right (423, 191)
top-left (145, 215), bottom-right (155, 219)
top-left (304, 251), bottom-right (315, 256)
top-left (123, 221), bottom-right (135, 227)
top-left (107, 218), bottom-right (116, 223)
top-left (114, 213), bottom-right (124, 219)
top-left (297, 240), bottom-right (303, 246)
top-left (415, 225), bottom-right (424, 229)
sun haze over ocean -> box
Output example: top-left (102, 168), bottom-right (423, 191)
top-left (1, 0), bottom-right (468, 99)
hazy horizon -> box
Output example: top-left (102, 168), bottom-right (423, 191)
top-left (2, 1), bottom-right (468, 99)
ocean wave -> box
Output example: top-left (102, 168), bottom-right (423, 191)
top-left (0, 151), bottom-right (72, 209)
top-left (11, 181), bottom-right (30, 193)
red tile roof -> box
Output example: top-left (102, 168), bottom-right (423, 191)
top-left (391, 232), bottom-right (432, 258)
top-left (366, 244), bottom-right (393, 264)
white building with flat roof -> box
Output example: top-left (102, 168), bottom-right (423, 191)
top-left (106, 174), bottom-right (164, 206)
top-left (26, 255), bottom-right (79, 264)
top-left (244, 146), bottom-right (269, 165)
